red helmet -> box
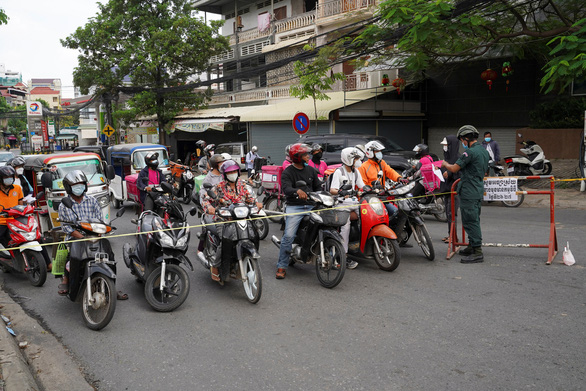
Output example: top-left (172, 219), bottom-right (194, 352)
top-left (288, 143), bottom-right (311, 164)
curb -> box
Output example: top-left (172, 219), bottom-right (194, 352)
top-left (0, 282), bottom-right (94, 391)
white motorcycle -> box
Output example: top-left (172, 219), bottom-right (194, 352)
top-left (504, 140), bottom-right (552, 176)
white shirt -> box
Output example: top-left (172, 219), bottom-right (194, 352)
top-left (330, 166), bottom-right (365, 192)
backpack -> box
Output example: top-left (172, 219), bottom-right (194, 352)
top-left (419, 155), bottom-right (440, 192)
top-left (324, 166), bottom-right (344, 192)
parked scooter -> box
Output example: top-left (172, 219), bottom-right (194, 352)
top-left (123, 182), bottom-right (193, 312)
top-left (197, 183), bottom-right (264, 303)
top-left (384, 180), bottom-right (435, 261)
top-left (504, 140), bottom-right (552, 176)
top-left (58, 197), bottom-right (126, 330)
top-left (344, 184), bottom-right (401, 271)
top-left (489, 161), bottom-right (525, 207)
top-left (0, 202), bottom-right (47, 287)
top-left (271, 181), bottom-right (348, 288)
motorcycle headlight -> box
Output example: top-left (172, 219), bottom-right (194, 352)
top-left (219, 209), bottom-right (231, 217)
top-left (80, 222), bottom-right (109, 234)
top-left (369, 197), bottom-right (385, 215)
top-left (184, 171), bottom-right (194, 180)
top-left (313, 193), bottom-right (334, 207)
top-left (22, 232), bottom-right (37, 241)
top-left (158, 232), bottom-right (175, 248)
top-left (233, 206), bottom-right (250, 219)
top-left (175, 234), bottom-right (188, 248)
top-left (97, 195), bottom-right (109, 208)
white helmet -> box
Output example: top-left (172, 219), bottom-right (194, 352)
top-left (355, 144), bottom-right (366, 160)
top-left (365, 140), bottom-right (384, 159)
top-left (251, 146), bottom-right (257, 152)
top-left (341, 147), bottom-right (360, 166)
top-left (221, 152), bottom-right (231, 161)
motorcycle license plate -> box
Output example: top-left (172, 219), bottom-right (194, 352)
top-left (94, 253), bottom-right (109, 263)
top-left (507, 166), bottom-right (514, 174)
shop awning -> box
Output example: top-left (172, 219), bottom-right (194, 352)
top-left (55, 134), bottom-right (78, 140)
top-left (7, 136), bottom-right (16, 140)
top-left (171, 118), bottom-right (231, 133)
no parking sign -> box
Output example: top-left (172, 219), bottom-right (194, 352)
top-left (292, 112), bottom-right (310, 135)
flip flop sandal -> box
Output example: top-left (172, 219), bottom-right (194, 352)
top-left (58, 283), bottom-right (68, 296)
top-left (210, 268), bottom-right (221, 282)
top-left (117, 291), bottom-right (129, 300)
top-left (441, 237), bottom-right (450, 243)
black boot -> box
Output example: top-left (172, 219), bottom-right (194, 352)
top-left (458, 246), bottom-right (474, 256)
top-left (461, 247), bottom-right (484, 263)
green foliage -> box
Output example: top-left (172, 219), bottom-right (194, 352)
top-left (354, 0), bottom-right (586, 93)
top-left (529, 97), bottom-right (586, 128)
top-left (61, 0), bottom-right (228, 132)
top-left (0, 7), bottom-right (8, 25)
top-left (290, 43), bottom-right (346, 131)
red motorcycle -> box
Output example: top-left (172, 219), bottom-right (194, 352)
top-left (346, 185), bottom-right (401, 271)
top-left (0, 204), bottom-right (47, 286)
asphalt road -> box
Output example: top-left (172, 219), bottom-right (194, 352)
top-left (3, 202), bottom-right (586, 391)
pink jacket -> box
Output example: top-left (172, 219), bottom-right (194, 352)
top-left (308, 160), bottom-right (327, 178)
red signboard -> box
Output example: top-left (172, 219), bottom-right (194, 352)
top-left (41, 120), bottom-right (49, 146)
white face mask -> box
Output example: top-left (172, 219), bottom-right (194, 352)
top-left (16, 168), bottom-right (24, 175)
top-left (3, 177), bottom-right (14, 186)
top-left (354, 159), bottom-right (362, 168)
top-left (374, 152), bottom-right (383, 160)
top-left (226, 172), bottom-right (239, 183)
top-left (443, 146), bottom-right (448, 152)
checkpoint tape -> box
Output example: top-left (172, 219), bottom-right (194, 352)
top-left (5, 192), bottom-right (448, 252)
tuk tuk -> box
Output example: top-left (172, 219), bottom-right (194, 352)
top-left (24, 153), bottom-right (115, 241)
top-left (106, 143), bottom-right (171, 208)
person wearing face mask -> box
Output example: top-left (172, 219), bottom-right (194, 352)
top-left (137, 151), bottom-right (166, 212)
top-left (308, 144), bottom-right (328, 180)
top-left (329, 147), bottom-right (365, 269)
top-left (481, 131), bottom-right (500, 163)
top-left (439, 136), bottom-right (461, 243)
top-left (200, 160), bottom-right (262, 282)
top-left (0, 166), bottom-right (24, 250)
top-left (8, 157), bottom-right (32, 197)
top-left (57, 170), bottom-right (128, 299)
top-left (442, 125), bottom-right (490, 263)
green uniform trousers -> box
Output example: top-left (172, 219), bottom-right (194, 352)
top-left (460, 198), bottom-right (482, 248)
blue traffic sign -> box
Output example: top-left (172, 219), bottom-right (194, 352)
top-left (293, 112), bottom-right (310, 134)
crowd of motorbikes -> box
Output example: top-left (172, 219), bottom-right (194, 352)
top-left (1, 139), bottom-right (552, 331)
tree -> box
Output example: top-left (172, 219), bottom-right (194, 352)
top-left (61, 0), bottom-right (228, 142)
top-left (353, 0), bottom-right (585, 93)
top-left (0, 7), bottom-right (8, 25)
top-left (290, 44), bottom-right (346, 133)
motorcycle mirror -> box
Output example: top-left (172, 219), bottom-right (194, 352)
top-left (106, 165), bottom-right (116, 180)
top-left (61, 197), bottom-right (74, 209)
top-left (41, 172), bottom-right (53, 188)
top-left (161, 182), bottom-right (174, 194)
top-left (295, 180), bottom-right (307, 187)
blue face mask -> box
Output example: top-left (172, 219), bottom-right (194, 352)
top-left (71, 184), bottom-right (86, 196)
top-left (3, 177), bottom-right (14, 186)
top-left (375, 152), bottom-right (383, 160)
top-left (485, 137), bottom-right (491, 142)
top-left (462, 142), bottom-right (468, 150)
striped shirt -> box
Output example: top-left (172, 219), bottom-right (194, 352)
top-left (58, 195), bottom-right (103, 235)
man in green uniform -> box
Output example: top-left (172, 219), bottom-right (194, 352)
top-left (442, 125), bottom-right (490, 263)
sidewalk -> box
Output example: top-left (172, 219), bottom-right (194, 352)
top-left (0, 283), bottom-right (94, 391)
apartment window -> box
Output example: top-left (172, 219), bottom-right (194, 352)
top-left (274, 6), bottom-right (286, 20)
top-left (53, 97), bottom-right (58, 102)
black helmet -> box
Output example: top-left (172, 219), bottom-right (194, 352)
top-left (0, 165), bottom-right (16, 179)
top-left (204, 144), bottom-right (215, 157)
top-left (145, 151), bottom-right (159, 169)
top-left (457, 125), bottom-right (479, 141)
top-left (63, 170), bottom-right (88, 197)
top-left (412, 144), bottom-right (429, 158)
top-left (209, 154), bottom-right (226, 170)
top-left (8, 156), bottom-right (25, 168)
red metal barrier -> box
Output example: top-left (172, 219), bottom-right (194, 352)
top-left (446, 175), bottom-right (558, 264)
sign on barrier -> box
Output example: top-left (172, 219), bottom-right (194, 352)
top-left (483, 177), bottom-right (518, 201)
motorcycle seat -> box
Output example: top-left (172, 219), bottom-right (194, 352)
top-left (140, 214), bottom-right (157, 232)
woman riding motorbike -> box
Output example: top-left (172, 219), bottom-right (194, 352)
top-left (137, 151), bottom-right (166, 212)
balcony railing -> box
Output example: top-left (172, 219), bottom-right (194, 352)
top-left (275, 11), bottom-right (315, 34)
top-left (209, 86), bottom-right (292, 105)
top-left (317, 0), bottom-right (375, 19)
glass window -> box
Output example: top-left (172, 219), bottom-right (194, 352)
top-left (50, 159), bottom-right (105, 190)
top-left (0, 152), bottom-right (15, 163)
top-left (132, 148), bottom-right (169, 170)
top-left (324, 139), bottom-right (345, 153)
top-left (367, 136), bottom-right (405, 152)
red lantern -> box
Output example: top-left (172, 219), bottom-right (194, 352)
top-left (481, 68), bottom-right (498, 90)
top-left (392, 77), bottom-right (406, 95)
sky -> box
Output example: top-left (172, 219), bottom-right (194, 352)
top-left (0, 1), bottom-right (101, 98)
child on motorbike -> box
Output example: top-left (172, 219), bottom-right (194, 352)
top-left (329, 147), bottom-right (365, 269)
top-left (201, 160), bottom-right (262, 282)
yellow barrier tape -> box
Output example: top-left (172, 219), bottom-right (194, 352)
top-left (5, 191), bottom-right (449, 252)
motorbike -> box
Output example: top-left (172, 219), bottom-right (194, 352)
top-left (488, 160), bottom-right (525, 207)
top-left (383, 180), bottom-right (435, 261)
top-left (0, 202), bottom-right (47, 287)
top-left (58, 197), bottom-right (126, 330)
top-left (123, 182), bottom-right (193, 312)
top-left (402, 165), bottom-right (447, 222)
top-left (343, 184), bottom-right (401, 272)
top-left (271, 181), bottom-right (348, 289)
top-left (245, 184), bottom-right (269, 240)
top-left (197, 183), bottom-right (264, 303)
top-left (504, 140), bottom-right (552, 176)
top-left (172, 163), bottom-right (195, 205)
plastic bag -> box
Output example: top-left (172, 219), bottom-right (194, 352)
top-left (562, 242), bottom-right (575, 266)
top-left (52, 243), bottom-right (69, 276)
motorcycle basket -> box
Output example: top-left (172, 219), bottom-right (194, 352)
top-left (316, 208), bottom-right (350, 227)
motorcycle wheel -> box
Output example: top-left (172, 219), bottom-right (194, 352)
top-left (241, 255), bottom-right (262, 304)
top-left (81, 273), bottom-right (116, 331)
top-left (183, 186), bottom-right (192, 205)
top-left (315, 238), bottom-right (346, 289)
top-left (433, 197), bottom-right (447, 222)
top-left (112, 198), bottom-right (122, 209)
top-left (254, 218), bottom-right (269, 240)
top-left (415, 224), bottom-right (435, 261)
top-left (372, 237), bottom-right (401, 272)
top-left (543, 162), bottom-right (552, 175)
top-left (264, 196), bottom-right (283, 223)
top-left (24, 250), bottom-right (47, 287)
top-left (502, 186), bottom-right (525, 207)
top-left (144, 264), bottom-right (190, 312)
